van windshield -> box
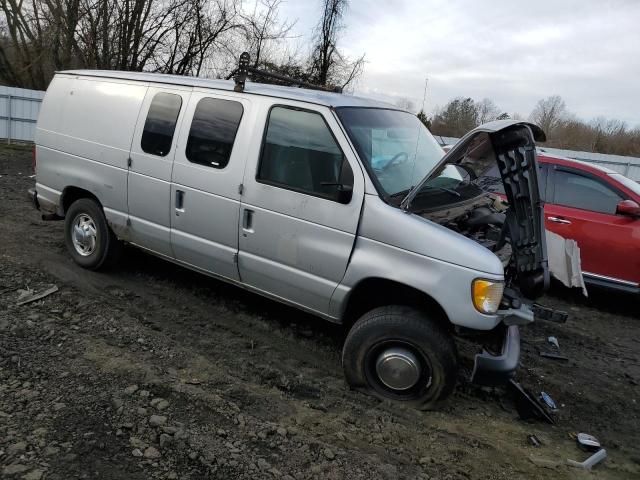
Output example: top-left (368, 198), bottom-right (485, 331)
top-left (336, 107), bottom-right (445, 197)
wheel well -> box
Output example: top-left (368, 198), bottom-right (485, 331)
top-left (61, 186), bottom-right (101, 215)
top-left (342, 278), bottom-right (452, 332)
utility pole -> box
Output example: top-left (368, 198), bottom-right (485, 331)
top-left (421, 77), bottom-right (429, 113)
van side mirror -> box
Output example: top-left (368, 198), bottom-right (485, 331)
top-left (616, 199), bottom-right (640, 217)
top-left (336, 184), bottom-right (353, 204)
top-left (321, 182), bottom-right (353, 204)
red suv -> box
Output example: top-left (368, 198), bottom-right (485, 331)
top-left (537, 154), bottom-right (640, 293)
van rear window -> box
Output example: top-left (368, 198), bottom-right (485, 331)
top-left (186, 98), bottom-right (244, 169)
top-left (141, 93), bottom-right (182, 157)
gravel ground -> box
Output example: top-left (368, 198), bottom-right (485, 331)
top-left (1, 144), bottom-right (639, 479)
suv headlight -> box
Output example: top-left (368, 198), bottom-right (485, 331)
top-left (472, 279), bottom-right (504, 314)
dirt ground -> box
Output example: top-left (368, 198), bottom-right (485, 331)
top-left (1, 144), bottom-right (638, 480)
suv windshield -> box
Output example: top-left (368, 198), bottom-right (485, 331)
top-left (337, 107), bottom-right (444, 197)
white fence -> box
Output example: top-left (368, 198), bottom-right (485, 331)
top-left (538, 146), bottom-right (640, 182)
top-left (0, 86), bottom-right (45, 144)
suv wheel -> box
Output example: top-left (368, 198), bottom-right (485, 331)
top-left (64, 198), bottom-right (121, 270)
top-left (342, 305), bottom-right (457, 409)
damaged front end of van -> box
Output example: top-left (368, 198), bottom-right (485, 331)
top-left (401, 121), bottom-right (551, 385)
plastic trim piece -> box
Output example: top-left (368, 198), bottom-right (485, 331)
top-left (470, 325), bottom-right (520, 386)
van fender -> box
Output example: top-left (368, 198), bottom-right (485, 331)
top-left (330, 237), bottom-right (503, 331)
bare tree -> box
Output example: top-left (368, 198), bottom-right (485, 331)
top-left (308, 0), bottom-right (364, 89)
top-left (309, 0), bottom-right (342, 85)
top-left (338, 53), bottom-right (364, 90)
top-left (0, 0), bottom-right (251, 88)
top-left (529, 95), bottom-right (566, 137)
top-left (241, 0), bottom-right (294, 68)
top-left (476, 98), bottom-right (500, 124)
top-left (0, 0), bottom-right (55, 88)
top-left (157, 0), bottom-right (243, 76)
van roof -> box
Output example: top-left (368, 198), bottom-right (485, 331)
top-left (59, 70), bottom-right (397, 110)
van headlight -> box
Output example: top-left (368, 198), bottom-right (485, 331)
top-left (472, 279), bottom-right (504, 314)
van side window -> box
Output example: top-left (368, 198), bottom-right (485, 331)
top-left (186, 98), bottom-right (244, 169)
top-left (141, 93), bottom-right (182, 157)
top-left (257, 106), bottom-right (353, 203)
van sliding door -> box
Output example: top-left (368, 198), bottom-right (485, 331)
top-left (127, 86), bottom-right (191, 257)
top-left (169, 92), bottom-right (249, 281)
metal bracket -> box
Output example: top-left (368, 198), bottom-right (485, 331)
top-left (233, 52), bottom-right (250, 92)
top-left (231, 52), bottom-right (343, 93)
top-left (532, 303), bottom-right (568, 323)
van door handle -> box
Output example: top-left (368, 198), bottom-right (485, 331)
top-left (242, 209), bottom-right (254, 234)
top-left (548, 216), bottom-right (571, 225)
top-left (175, 190), bottom-right (185, 215)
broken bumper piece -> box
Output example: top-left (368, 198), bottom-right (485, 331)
top-left (471, 325), bottom-right (520, 386)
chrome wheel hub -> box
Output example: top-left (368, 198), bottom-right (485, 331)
top-left (71, 214), bottom-right (97, 256)
top-left (375, 347), bottom-right (421, 391)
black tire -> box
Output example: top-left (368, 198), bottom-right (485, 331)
top-left (64, 198), bottom-right (122, 270)
top-left (342, 305), bottom-right (457, 410)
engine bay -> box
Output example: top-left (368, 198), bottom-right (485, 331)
top-left (420, 194), bottom-right (513, 265)
top-left (404, 123), bottom-right (550, 300)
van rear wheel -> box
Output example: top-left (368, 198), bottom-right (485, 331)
top-left (64, 198), bottom-right (121, 270)
top-left (342, 305), bottom-right (457, 410)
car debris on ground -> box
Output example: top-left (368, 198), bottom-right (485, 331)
top-left (576, 432), bottom-right (601, 451)
top-left (508, 380), bottom-right (556, 424)
top-left (527, 434), bottom-right (542, 447)
top-left (16, 284), bottom-right (58, 306)
top-left (539, 392), bottom-right (558, 411)
top-left (539, 351), bottom-right (569, 361)
top-left (568, 448), bottom-right (607, 470)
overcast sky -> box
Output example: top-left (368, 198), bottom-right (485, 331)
top-left (280, 0), bottom-right (640, 126)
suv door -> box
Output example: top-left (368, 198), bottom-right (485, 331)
top-left (545, 165), bottom-right (639, 285)
top-left (128, 86), bottom-right (191, 256)
top-left (238, 104), bottom-right (365, 316)
top-left (170, 92), bottom-right (249, 281)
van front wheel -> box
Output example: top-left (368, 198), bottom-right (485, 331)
top-left (64, 198), bottom-right (121, 270)
top-left (342, 305), bottom-right (457, 410)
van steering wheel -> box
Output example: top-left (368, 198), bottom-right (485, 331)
top-left (382, 152), bottom-right (409, 172)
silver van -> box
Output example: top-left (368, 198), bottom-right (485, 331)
top-left (29, 62), bottom-right (551, 408)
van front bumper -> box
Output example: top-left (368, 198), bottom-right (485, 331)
top-left (470, 325), bottom-right (520, 386)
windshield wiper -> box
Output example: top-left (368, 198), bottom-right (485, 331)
top-left (389, 187), bottom-right (413, 199)
top-left (422, 185), bottom-right (461, 197)
top-left (394, 184), bottom-right (460, 211)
